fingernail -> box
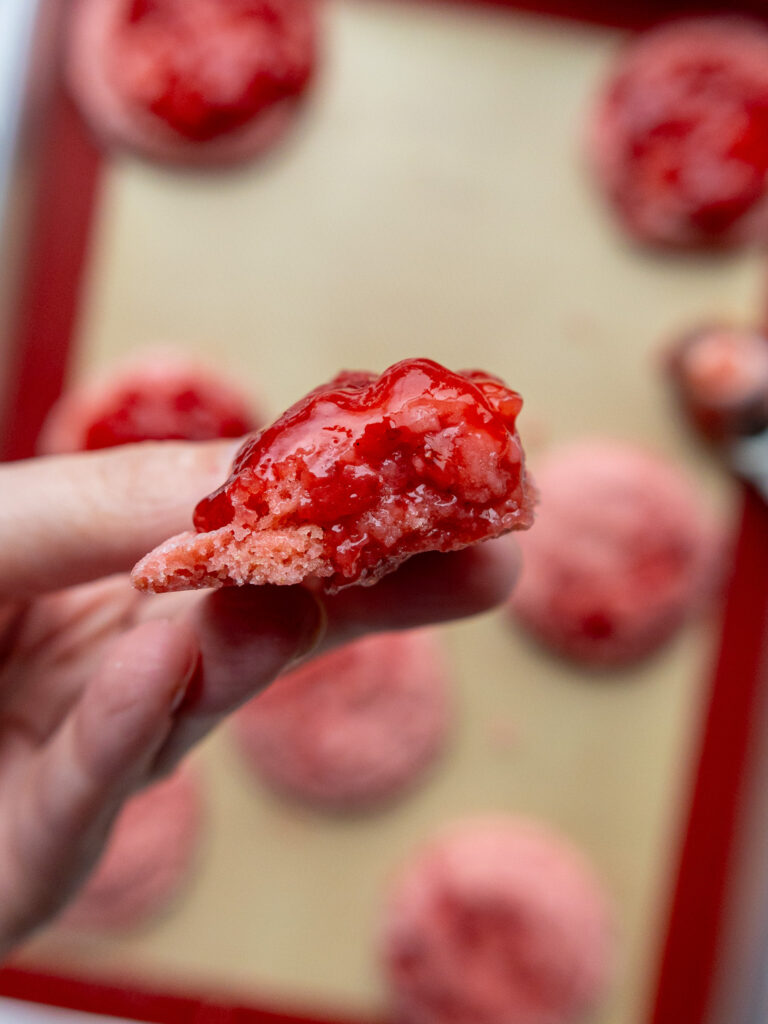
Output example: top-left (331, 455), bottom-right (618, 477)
top-left (171, 652), bottom-right (203, 715)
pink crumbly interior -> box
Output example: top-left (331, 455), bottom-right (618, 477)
top-left (132, 360), bottom-right (534, 595)
top-left (134, 519), bottom-right (329, 591)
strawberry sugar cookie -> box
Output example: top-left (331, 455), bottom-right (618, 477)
top-left (60, 769), bottom-right (203, 931)
top-left (666, 325), bottom-right (768, 444)
top-left (67, 0), bottom-right (318, 166)
top-left (39, 350), bottom-right (260, 453)
top-left (589, 18), bottom-right (768, 248)
top-left (381, 817), bottom-right (615, 1024)
top-left (510, 440), bottom-right (718, 667)
top-left (233, 630), bottom-right (450, 811)
top-left (132, 359), bottom-right (535, 596)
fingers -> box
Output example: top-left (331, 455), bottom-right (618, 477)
top-left (0, 440), bottom-right (239, 601)
top-left (150, 541), bottom-right (519, 778)
top-left (2, 620), bottom-right (198, 941)
top-left (150, 585), bottom-right (323, 776)
top-left (0, 604), bottom-right (27, 667)
top-left (187, 586), bottom-right (324, 716)
top-left (0, 577), bottom-right (141, 740)
top-left (37, 618), bottom-right (197, 820)
top-left (319, 540), bottom-right (522, 651)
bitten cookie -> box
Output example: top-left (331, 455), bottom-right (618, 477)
top-left (132, 359), bottom-right (535, 596)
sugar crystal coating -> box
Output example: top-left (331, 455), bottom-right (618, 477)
top-left (510, 440), bottom-right (719, 667)
top-left (381, 818), bottom-right (615, 1024)
top-left (234, 630), bottom-right (450, 810)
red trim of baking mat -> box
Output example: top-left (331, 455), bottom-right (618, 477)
top-left (4, 4), bottom-right (768, 1024)
top-left (423, 0), bottom-right (768, 28)
top-left (0, 88), bottom-right (102, 462)
top-left (0, 967), bottom-right (376, 1024)
top-left (649, 486), bottom-right (768, 1024)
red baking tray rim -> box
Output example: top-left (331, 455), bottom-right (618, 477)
top-left (0, 90), bottom-right (101, 463)
top-left (649, 487), bottom-right (768, 1024)
top-left (420, 0), bottom-right (768, 27)
top-left (2, 3), bottom-right (766, 1023)
top-left (0, 966), bottom-right (376, 1024)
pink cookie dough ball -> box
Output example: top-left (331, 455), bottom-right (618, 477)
top-left (233, 630), bottom-right (451, 811)
top-left (510, 440), bottom-right (719, 667)
top-left (381, 818), bottom-right (615, 1024)
top-left (39, 349), bottom-right (261, 453)
top-left (67, 0), bottom-right (319, 167)
top-left (667, 325), bottom-right (768, 443)
top-left (588, 18), bottom-right (768, 249)
top-left (60, 768), bottom-right (204, 931)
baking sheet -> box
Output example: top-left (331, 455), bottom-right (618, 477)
top-left (16, 2), bottom-right (761, 1020)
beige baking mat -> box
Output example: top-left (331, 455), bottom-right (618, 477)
top-left (18, 2), bottom-right (763, 1021)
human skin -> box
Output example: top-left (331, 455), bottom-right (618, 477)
top-left (0, 439), bottom-right (520, 955)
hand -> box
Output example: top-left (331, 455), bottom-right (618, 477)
top-left (0, 441), bottom-right (520, 954)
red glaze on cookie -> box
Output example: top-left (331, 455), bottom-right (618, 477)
top-left (67, 0), bottom-right (318, 166)
top-left (233, 630), bottom-right (450, 811)
top-left (132, 359), bottom-right (535, 595)
top-left (589, 18), bottom-right (768, 248)
top-left (510, 440), bottom-right (719, 667)
top-left (39, 350), bottom-right (260, 453)
top-left (381, 818), bottom-right (615, 1024)
top-left (667, 325), bottom-right (768, 443)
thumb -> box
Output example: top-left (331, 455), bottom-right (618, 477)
top-left (0, 618), bottom-right (199, 947)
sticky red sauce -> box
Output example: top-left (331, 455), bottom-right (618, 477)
top-left (194, 358), bottom-right (533, 587)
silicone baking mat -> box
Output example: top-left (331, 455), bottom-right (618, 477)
top-left (3, 1), bottom-right (766, 1022)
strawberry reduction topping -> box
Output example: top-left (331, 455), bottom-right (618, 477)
top-left (591, 19), bottom-right (768, 247)
top-left (111, 0), bottom-right (315, 141)
top-left (189, 358), bottom-right (533, 590)
top-left (83, 382), bottom-right (256, 449)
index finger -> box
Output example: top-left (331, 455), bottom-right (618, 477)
top-left (0, 440), bottom-right (238, 600)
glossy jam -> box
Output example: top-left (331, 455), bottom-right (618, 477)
top-left (194, 359), bottom-right (532, 587)
top-left (596, 20), bottom-right (768, 244)
top-left (113, 0), bottom-right (315, 141)
top-left (83, 383), bottom-right (256, 449)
